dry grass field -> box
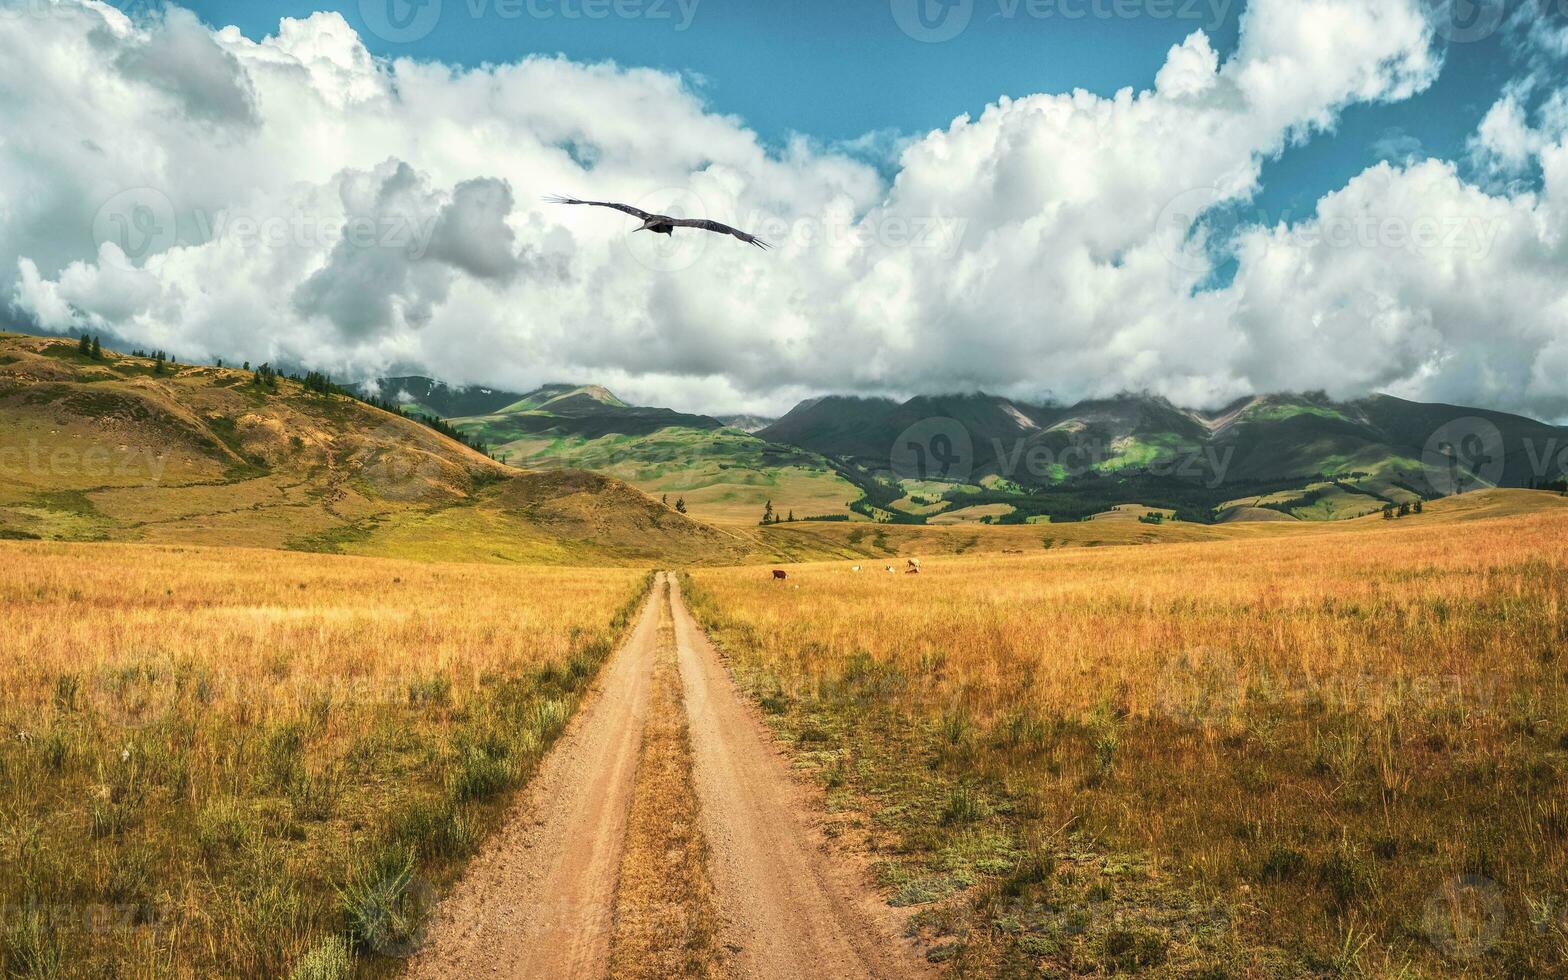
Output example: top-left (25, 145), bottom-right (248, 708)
top-left (686, 492), bottom-right (1568, 976)
top-left (0, 541), bottom-right (647, 977)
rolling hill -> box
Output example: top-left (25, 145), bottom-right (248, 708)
top-left (0, 333), bottom-right (740, 565)
top-left (445, 386), bottom-right (864, 524)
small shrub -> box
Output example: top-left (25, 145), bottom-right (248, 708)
top-left (264, 722), bottom-right (306, 788)
top-left (407, 676), bottom-right (452, 708)
top-left (941, 784), bottom-right (987, 825)
top-left (1, 906), bottom-right (65, 978)
top-left (1102, 927), bottom-right (1168, 969)
top-left (1260, 847), bottom-right (1307, 883)
top-left (446, 745), bottom-right (513, 803)
top-left (197, 799), bottom-right (254, 858)
top-left (1318, 839), bottom-right (1375, 911)
top-left (338, 845), bottom-right (432, 958)
top-left (288, 768), bottom-right (341, 821)
top-left (52, 673), bottom-right (80, 712)
top-left (289, 935), bottom-right (354, 980)
top-left (390, 798), bottom-right (479, 861)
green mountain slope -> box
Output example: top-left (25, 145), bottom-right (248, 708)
top-left (760, 390), bottom-right (1568, 523)
top-left (445, 387), bottom-right (863, 524)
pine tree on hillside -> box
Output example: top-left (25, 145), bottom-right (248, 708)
top-left (77, 334), bottom-right (91, 356)
top-left (761, 500), bottom-right (774, 525)
top-left (90, 336), bottom-right (102, 360)
top-left (675, 498), bottom-right (687, 514)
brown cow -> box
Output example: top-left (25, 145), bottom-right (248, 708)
top-left (772, 569), bottom-right (788, 581)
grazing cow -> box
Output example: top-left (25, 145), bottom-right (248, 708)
top-left (907, 558), bottom-right (922, 570)
top-left (907, 566), bottom-right (921, 575)
top-left (772, 569), bottom-right (788, 581)
top-left (851, 565), bottom-right (863, 573)
top-left (885, 566), bottom-right (896, 574)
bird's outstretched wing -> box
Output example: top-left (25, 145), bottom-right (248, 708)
top-left (668, 217), bottom-right (772, 250)
top-left (544, 195), bottom-right (653, 222)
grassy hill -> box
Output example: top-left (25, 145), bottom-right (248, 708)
top-left (0, 334), bottom-right (739, 565)
top-left (446, 387), bottom-right (864, 525)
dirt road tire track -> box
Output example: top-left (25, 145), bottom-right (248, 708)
top-left (408, 584), bottom-right (661, 980)
top-left (668, 576), bottom-right (934, 980)
top-left (412, 573), bottom-right (931, 979)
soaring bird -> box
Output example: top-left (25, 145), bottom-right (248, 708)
top-left (546, 195), bottom-right (771, 250)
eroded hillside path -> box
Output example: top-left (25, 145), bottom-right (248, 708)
top-left (411, 572), bottom-right (930, 979)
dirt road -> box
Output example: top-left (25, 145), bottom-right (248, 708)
top-left (408, 584), bottom-right (660, 979)
top-left (412, 572), bottom-right (929, 979)
top-left (668, 575), bottom-right (931, 980)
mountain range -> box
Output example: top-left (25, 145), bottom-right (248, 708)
top-left (355, 374), bottom-right (1568, 526)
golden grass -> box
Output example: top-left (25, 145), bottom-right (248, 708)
top-left (0, 541), bottom-right (647, 977)
top-left (687, 502), bottom-right (1568, 976)
top-left (607, 584), bottom-right (722, 979)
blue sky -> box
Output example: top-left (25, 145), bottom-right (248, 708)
top-left (10, 0), bottom-right (1568, 416)
top-left (180, 0), bottom-right (1520, 221)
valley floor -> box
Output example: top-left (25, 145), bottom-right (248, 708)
top-left (6, 489), bottom-right (1568, 977)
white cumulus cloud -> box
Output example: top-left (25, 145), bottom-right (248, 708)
top-left (2, 0), bottom-right (1565, 420)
